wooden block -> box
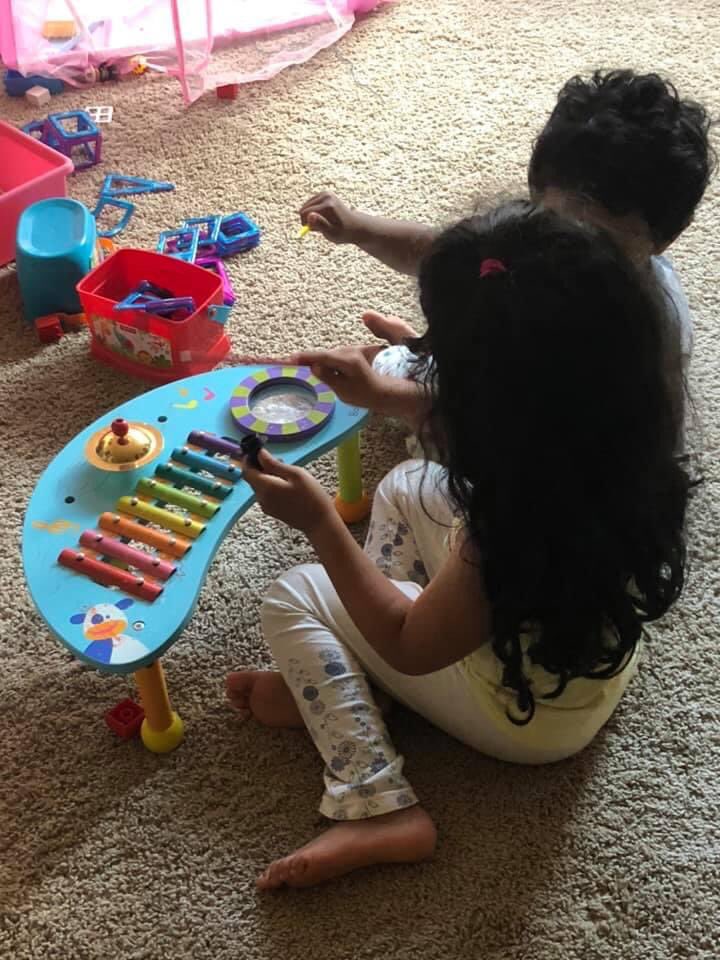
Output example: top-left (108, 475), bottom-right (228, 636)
top-left (42, 20), bottom-right (76, 39)
top-left (25, 85), bottom-right (52, 108)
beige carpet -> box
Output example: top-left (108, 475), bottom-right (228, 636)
top-left (1, 2), bottom-right (719, 957)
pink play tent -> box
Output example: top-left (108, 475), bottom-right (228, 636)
top-left (0, 1), bottom-right (391, 103)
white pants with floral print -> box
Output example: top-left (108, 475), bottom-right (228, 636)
top-left (261, 460), bottom-right (498, 821)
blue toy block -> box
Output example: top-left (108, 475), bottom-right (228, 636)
top-left (22, 119), bottom-right (62, 151)
top-left (101, 174), bottom-right (175, 198)
top-left (44, 111), bottom-right (102, 171)
top-left (21, 119), bottom-right (49, 140)
top-left (216, 212), bottom-right (261, 257)
top-left (181, 216), bottom-right (221, 249)
top-left (93, 197), bottom-right (135, 238)
top-left (157, 227), bottom-right (200, 263)
top-left (16, 198), bottom-right (97, 324)
top-left (113, 283), bottom-right (163, 312)
top-left (4, 70), bottom-right (65, 97)
top-left (114, 281), bottom-right (174, 311)
top-left (48, 110), bottom-right (99, 140)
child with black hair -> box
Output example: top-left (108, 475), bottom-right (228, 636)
top-left (293, 70), bottom-right (714, 419)
top-left (228, 201), bottom-right (690, 889)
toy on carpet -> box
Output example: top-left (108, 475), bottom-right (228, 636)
top-left (35, 313), bottom-right (64, 344)
top-left (216, 212), bottom-right (261, 256)
top-left (216, 84), bottom-right (239, 100)
top-left (92, 174), bottom-right (175, 239)
top-left (21, 109), bottom-right (102, 172)
top-left (77, 248), bottom-right (231, 382)
top-left (92, 196), bottom-right (134, 238)
top-left (34, 311), bottom-right (88, 343)
top-left (25, 85), bottom-right (51, 107)
top-left (23, 366), bottom-right (371, 752)
top-left (85, 106), bottom-right (114, 124)
top-left (105, 699), bottom-right (145, 740)
top-left (159, 212), bottom-right (261, 261)
top-left (102, 174), bottom-right (174, 198)
top-left (157, 226), bottom-right (201, 264)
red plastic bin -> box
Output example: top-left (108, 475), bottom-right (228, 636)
top-left (0, 120), bottom-right (74, 267)
top-left (77, 249), bottom-right (231, 383)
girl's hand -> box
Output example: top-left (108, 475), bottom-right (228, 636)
top-left (299, 192), bottom-right (363, 244)
top-left (241, 448), bottom-right (335, 536)
top-left (289, 345), bottom-right (386, 410)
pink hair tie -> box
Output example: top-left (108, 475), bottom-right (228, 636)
top-left (479, 258), bottom-right (507, 278)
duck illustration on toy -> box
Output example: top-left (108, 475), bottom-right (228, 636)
top-left (70, 598), bottom-right (149, 666)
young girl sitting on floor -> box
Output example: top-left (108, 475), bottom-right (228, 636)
top-left (228, 200), bottom-right (690, 890)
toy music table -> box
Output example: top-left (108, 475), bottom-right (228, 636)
top-left (23, 366), bottom-right (370, 753)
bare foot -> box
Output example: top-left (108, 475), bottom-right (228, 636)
top-left (257, 805), bottom-right (436, 889)
top-left (226, 670), bottom-right (305, 728)
top-left (362, 310), bottom-right (417, 345)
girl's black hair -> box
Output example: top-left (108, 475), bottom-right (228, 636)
top-left (410, 200), bottom-right (690, 722)
top-left (528, 70), bottom-right (716, 247)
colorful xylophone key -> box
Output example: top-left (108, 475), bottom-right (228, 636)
top-left (78, 530), bottom-right (177, 580)
top-left (98, 512), bottom-right (192, 557)
top-left (58, 549), bottom-right (164, 602)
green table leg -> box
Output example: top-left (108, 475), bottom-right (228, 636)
top-left (334, 432), bottom-right (370, 523)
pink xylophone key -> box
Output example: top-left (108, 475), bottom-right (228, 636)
top-left (79, 530), bottom-right (176, 581)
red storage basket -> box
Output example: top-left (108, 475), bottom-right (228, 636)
top-left (77, 249), bottom-right (230, 383)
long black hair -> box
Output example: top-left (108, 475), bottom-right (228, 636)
top-left (411, 200), bottom-right (690, 722)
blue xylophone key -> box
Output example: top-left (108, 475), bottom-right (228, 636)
top-left (171, 446), bottom-right (243, 481)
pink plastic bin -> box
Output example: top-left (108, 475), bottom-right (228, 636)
top-left (0, 121), bottom-right (74, 267)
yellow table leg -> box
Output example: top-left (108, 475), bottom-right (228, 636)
top-left (334, 432), bottom-right (370, 523)
top-left (133, 660), bottom-right (184, 754)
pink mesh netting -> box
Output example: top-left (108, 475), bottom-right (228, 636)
top-left (0, 1), bottom-right (392, 103)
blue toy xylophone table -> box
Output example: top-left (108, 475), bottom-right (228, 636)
top-left (23, 366), bottom-right (370, 752)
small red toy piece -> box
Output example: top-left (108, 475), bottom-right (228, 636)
top-left (35, 313), bottom-right (64, 343)
top-left (105, 698), bottom-right (145, 739)
top-left (216, 84), bottom-right (239, 100)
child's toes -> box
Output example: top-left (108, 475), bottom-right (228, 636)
top-left (257, 858), bottom-right (291, 890)
top-left (286, 855), bottom-right (310, 886)
top-left (226, 671), bottom-right (252, 698)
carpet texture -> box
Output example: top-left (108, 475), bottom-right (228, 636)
top-left (1, 2), bottom-right (719, 957)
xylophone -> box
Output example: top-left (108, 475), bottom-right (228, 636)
top-left (23, 365), bottom-right (370, 753)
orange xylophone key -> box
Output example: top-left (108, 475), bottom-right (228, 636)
top-left (98, 512), bottom-right (191, 558)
